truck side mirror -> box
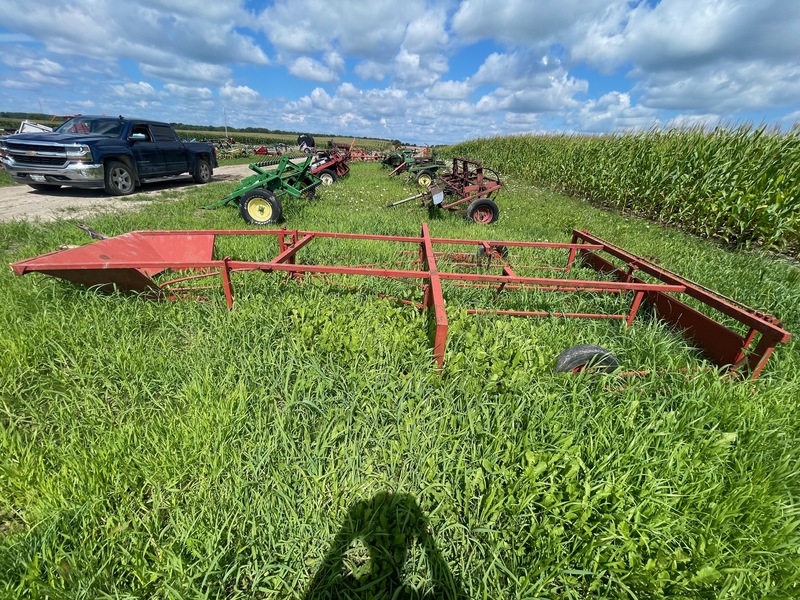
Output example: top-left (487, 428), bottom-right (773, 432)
top-left (130, 133), bottom-right (147, 141)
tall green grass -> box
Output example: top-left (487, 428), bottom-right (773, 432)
top-left (447, 126), bottom-right (800, 255)
top-left (0, 163), bottom-right (798, 598)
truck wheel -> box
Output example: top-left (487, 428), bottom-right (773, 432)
top-left (415, 171), bottom-right (434, 187)
top-left (192, 158), bottom-right (212, 183)
top-left (239, 189), bottom-right (282, 225)
top-left (318, 169), bottom-right (337, 185)
top-left (466, 198), bottom-right (499, 224)
top-left (104, 161), bottom-right (135, 196)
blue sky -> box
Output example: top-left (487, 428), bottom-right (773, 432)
top-left (1, 0), bottom-right (799, 145)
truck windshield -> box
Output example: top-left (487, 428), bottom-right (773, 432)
top-left (55, 117), bottom-right (124, 137)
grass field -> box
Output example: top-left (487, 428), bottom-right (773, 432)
top-left (1, 160), bottom-right (799, 598)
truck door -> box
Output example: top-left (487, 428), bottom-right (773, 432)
top-left (128, 123), bottom-right (165, 177)
top-left (151, 124), bottom-right (188, 175)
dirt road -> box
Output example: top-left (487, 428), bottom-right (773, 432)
top-left (0, 164), bottom-right (254, 223)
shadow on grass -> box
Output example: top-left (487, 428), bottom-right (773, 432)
top-left (304, 492), bottom-right (465, 599)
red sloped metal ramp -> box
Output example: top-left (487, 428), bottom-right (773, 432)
top-left (10, 231), bottom-right (216, 295)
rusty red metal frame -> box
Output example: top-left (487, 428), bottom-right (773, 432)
top-left (11, 224), bottom-right (791, 378)
top-left (437, 157), bottom-right (502, 214)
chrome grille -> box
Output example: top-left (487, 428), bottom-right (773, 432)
top-left (14, 155), bottom-right (68, 166)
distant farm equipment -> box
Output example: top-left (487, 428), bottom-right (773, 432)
top-left (14, 120), bottom-right (54, 134)
top-left (203, 155), bottom-right (321, 225)
top-left (253, 143), bottom-right (290, 156)
top-left (387, 157), bottom-right (503, 223)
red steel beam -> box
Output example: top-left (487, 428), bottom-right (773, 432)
top-left (420, 223), bottom-right (448, 370)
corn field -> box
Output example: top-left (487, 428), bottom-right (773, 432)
top-left (447, 126), bottom-right (800, 255)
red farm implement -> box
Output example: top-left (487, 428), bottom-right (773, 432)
top-left (11, 224), bottom-right (790, 379)
top-left (309, 149), bottom-right (350, 185)
top-left (387, 157), bottom-right (503, 223)
top-left (253, 144), bottom-right (290, 156)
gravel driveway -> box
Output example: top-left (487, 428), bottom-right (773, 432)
top-left (0, 164), bottom-right (254, 223)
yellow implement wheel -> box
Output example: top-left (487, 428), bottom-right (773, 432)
top-left (415, 171), bottom-right (434, 187)
top-left (239, 188), bottom-right (283, 225)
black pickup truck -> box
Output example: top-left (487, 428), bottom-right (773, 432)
top-left (0, 115), bottom-right (217, 195)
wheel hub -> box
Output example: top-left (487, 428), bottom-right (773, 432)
top-left (248, 199), bottom-right (271, 220)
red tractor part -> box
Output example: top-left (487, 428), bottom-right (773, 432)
top-left (387, 157), bottom-right (503, 223)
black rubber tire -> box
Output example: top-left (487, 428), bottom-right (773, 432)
top-left (104, 160), bottom-right (136, 196)
top-left (554, 344), bottom-right (619, 373)
top-left (28, 184), bottom-right (61, 192)
top-left (239, 189), bottom-right (282, 225)
top-left (415, 170), bottom-right (434, 187)
top-left (318, 169), bottom-right (337, 185)
top-left (386, 154), bottom-right (403, 168)
top-left (476, 244), bottom-right (509, 261)
top-left (466, 198), bottom-right (499, 224)
top-left (192, 158), bottom-right (212, 183)
top-left (297, 134), bottom-right (315, 149)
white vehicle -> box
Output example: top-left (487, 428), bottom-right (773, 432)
top-left (15, 120), bottom-right (53, 134)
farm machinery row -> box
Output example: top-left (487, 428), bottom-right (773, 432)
top-left (212, 130), bottom-right (504, 227)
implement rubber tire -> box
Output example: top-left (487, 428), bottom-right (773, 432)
top-left (416, 170), bottom-right (434, 187)
top-left (239, 189), bottom-right (282, 226)
top-left (466, 198), bottom-right (499, 224)
top-left (28, 184), bottom-right (61, 192)
top-left (554, 344), bottom-right (619, 373)
top-left (476, 244), bottom-right (509, 261)
top-left (318, 169), bottom-right (337, 185)
top-left (104, 160), bottom-right (136, 196)
top-left (192, 158), bottom-right (212, 183)
top-left (297, 134), bottom-right (315, 150)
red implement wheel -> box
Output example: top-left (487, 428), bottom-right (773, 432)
top-left (466, 198), bottom-right (499, 224)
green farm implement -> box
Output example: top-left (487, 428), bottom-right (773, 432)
top-left (204, 155), bottom-right (321, 225)
top-left (382, 149), bottom-right (444, 186)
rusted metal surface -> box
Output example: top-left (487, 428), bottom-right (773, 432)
top-left (11, 225), bottom-right (791, 378)
top-left (387, 157), bottom-right (503, 223)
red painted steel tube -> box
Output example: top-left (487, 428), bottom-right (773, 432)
top-left (467, 308), bottom-right (627, 320)
top-left (221, 257), bottom-right (233, 309)
top-left (420, 223), bottom-right (448, 370)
